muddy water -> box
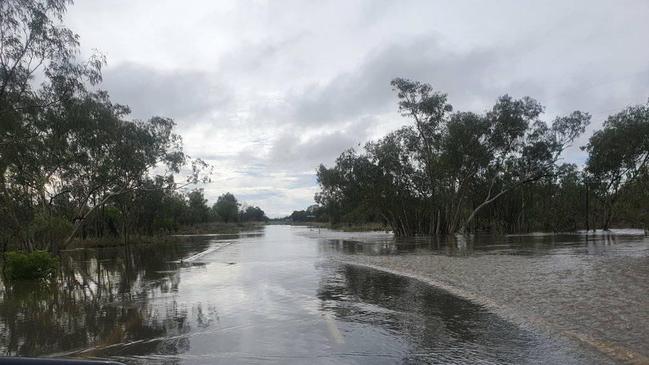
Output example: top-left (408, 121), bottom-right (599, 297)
top-left (315, 228), bottom-right (649, 364)
top-left (0, 226), bottom-right (621, 364)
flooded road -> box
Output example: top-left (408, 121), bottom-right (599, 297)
top-left (317, 228), bottom-right (649, 364)
top-left (0, 226), bottom-right (632, 364)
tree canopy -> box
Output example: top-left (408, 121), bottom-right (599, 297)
top-left (212, 193), bottom-right (240, 223)
top-left (316, 78), bottom-right (648, 235)
top-left (584, 102), bottom-right (649, 229)
top-left (0, 1), bottom-right (269, 252)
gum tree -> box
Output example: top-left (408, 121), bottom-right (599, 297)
top-left (0, 0), bottom-right (211, 252)
top-left (585, 102), bottom-right (649, 230)
top-left (389, 78), bottom-right (590, 233)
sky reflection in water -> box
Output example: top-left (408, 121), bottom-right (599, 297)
top-left (0, 226), bottom-right (621, 364)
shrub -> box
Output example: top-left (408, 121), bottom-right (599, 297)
top-left (4, 250), bottom-right (59, 280)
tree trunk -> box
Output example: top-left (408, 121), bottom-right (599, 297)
top-left (603, 203), bottom-right (614, 231)
top-left (460, 187), bottom-right (515, 233)
top-left (585, 183), bottom-right (590, 232)
top-left (61, 189), bottom-right (126, 250)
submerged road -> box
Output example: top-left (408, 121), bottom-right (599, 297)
top-left (314, 228), bottom-right (649, 365)
top-left (0, 225), bottom-right (628, 364)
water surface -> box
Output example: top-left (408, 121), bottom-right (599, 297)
top-left (0, 226), bottom-right (620, 364)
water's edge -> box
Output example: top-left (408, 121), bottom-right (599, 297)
top-left (335, 258), bottom-right (648, 365)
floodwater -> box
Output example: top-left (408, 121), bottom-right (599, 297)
top-left (314, 228), bottom-right (649, 364)
top-left (313, 227), bottom-right (649, 258)
top-left (0, 225), bottom-right (630, 364)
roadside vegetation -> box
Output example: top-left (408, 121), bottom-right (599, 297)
top-left (313, 80), bottom-right (649, 235)
top-left (0, 1), bottom-right (268, 261)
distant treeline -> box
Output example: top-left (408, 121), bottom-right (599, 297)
top-left (281, 205), bottom-right (326, 223)
top-left (0, 1), bottom-right (267, 253)
top-left (315, 79), bottom-right (649, 235)
top-left (76, 189), bottom-right (267, 241)
top-left (183, 191), bottom-right (269, 226)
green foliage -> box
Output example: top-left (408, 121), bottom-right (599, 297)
top-left (584, 102), bottom-right (649, 229)
top-left (0, 0), bottom-right (215, 251)
top-left (4, 251), bottom-right (59, 280)
top-left (239, 205), bottom-right (268, 222)
top-left (315, 79), bottom-right (643, 235)
top-left (285, 205), bottom-right (332, 223)
top-left (186, 189), bottom-right (211, 224)
top-left (27, 213), bottom-right (73, 250)
top-left (212, 193), bottom-right (240, 223)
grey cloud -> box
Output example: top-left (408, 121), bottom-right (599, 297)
top-left (101, 62), bottom-right (231, 123)
top-left (555, 67), bottom-right (649, 164)
top-left (238, 190), bottom-right (286, 202)
top-left (289, 36), bottom-right (501, 126)
top-left (266, 116), bottom-right (374, 171)
top-left (556, 68), bottom-right (649, 117)
top-left (219, 33), bottom-right (308, 76)
top-left (286, 33), bottom-right (649, 131)
top-left (287, 174), bottom-right (317, 189)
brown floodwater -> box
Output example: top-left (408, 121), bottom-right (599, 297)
top-left (0, 225), bottom-right (630, 364)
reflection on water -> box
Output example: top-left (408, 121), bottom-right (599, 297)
top-left (0, 236), bottom-right (215, 358)
top-left (318, 264), bottom-right (607, 364)
top-left (0, 226), bottom-right (613, 364)
top-left (317, 229), bottom-right (649, 257)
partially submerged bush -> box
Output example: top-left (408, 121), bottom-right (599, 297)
top-left (4, 250), bottom-right (59, 280)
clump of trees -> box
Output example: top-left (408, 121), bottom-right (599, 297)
top-left (239, 205), bottom-right (269, 223)
top-left (316, 78), bottom-right (649, 235)
top-left (212, 192), bottom-right (239, 223)
top-left (0, 0), bottom-right (206, 253)
top-left (583, 103), bottom-right (649, 230)
top-left (286, 205), bottom-right (327, 223)
top-left (208, 192), bottom-right (268, 223)
top-left (65, 189), bottom-right (267, 241)
top-left (0, 1), bottom-right (268, 254)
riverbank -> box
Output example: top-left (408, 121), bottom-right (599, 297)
top-left (67, 222), bottom-right (265, 249)
top-left (333, 235), bottom-right (649, 364)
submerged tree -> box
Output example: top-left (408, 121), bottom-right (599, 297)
top-left (317, 78), bottom-right (591, 235)
top-left (584, 102), bottom-right (649, 230)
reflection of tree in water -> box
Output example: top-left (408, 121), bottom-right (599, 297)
top-left (321, 233), bottom-right (632, 258)
top-left (0, 238), bottom-right (211, 358)
top-left (317, 264), bottom-right (542, 363)
top-left (319, 235), bottom-right (474, 257)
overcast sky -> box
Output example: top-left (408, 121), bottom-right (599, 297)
top-left (65, 0), bottom-right (649, 217)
